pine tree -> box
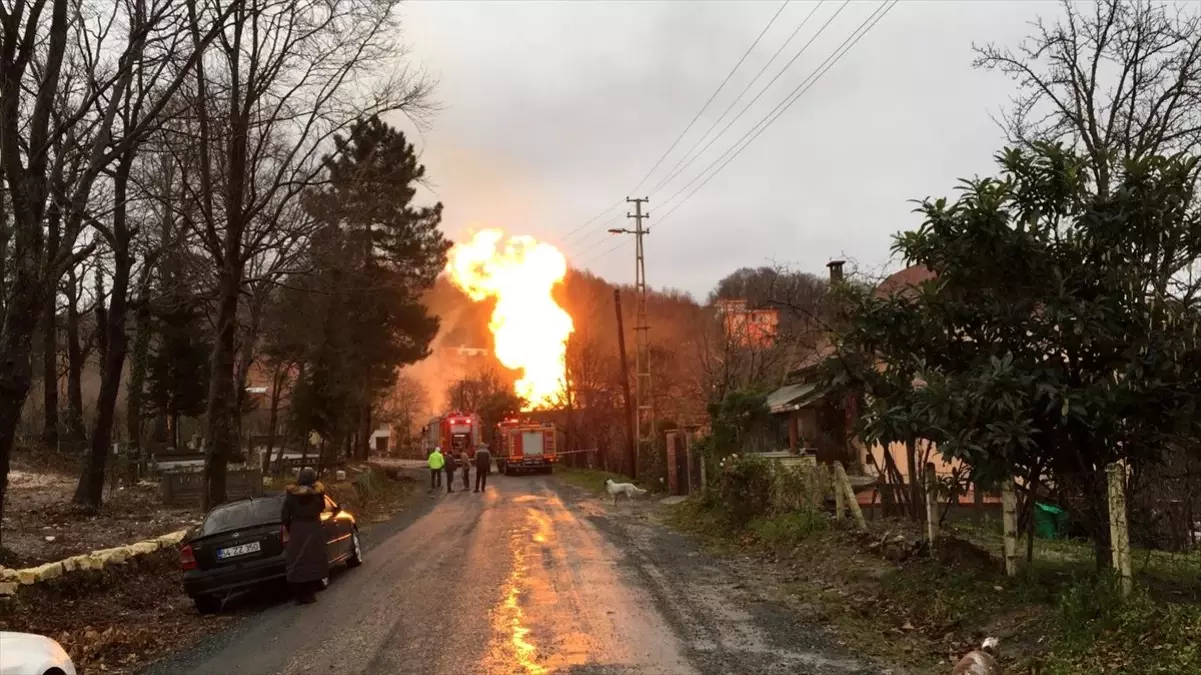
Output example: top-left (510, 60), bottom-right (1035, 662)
top-left (286, 116), bottom-right (449, 458)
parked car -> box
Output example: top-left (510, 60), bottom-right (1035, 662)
top-left (180, 492), bottom-right (362, 613)
top-left (0, 631), bottom-right (77, 675)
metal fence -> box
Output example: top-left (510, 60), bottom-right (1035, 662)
top-left (160, 467), bottom-right (263, 508)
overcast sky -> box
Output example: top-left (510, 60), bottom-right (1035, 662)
top-left (395, 0), bottom-right (1059, 299)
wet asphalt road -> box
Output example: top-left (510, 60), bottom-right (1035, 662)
top-left (142, 473), bottom-right (886, 675)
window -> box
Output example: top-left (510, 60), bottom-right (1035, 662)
top-left (200, 497), bottom-right (284, 535)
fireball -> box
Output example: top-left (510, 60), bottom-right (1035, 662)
top-left (446, 229), bottom-right (574, 409)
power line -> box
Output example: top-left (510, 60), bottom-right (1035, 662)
top-left (558, 198), bottom-right (627, 248)
top-left (648, 0), bottom-right (846, 196)
top-left (580, 0), bottom-right (897, 268)
top-left (628, 0), bottom-right (791, 196)
top-left (565, 212), bottom-right (627, 256)
top-left (564, 2), bottom-right (791, 256)
top-left (655, 1), bottom-right (897, 225)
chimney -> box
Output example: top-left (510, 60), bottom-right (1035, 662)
top-left (827, 259), bottom-right (845, 283)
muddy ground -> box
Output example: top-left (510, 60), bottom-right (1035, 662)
top-left (1, 459), bottom-right (201, 569)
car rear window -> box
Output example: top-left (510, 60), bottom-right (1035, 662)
top-left (200, 497), bottom-right (284, 535)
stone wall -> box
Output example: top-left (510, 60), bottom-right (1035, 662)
top-left (0, 529), bottom-right (187, 597)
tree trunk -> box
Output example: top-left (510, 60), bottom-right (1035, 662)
top-left (39, 191), bottom-right (62, 450)
top-left (63, 269), bottom-right (86, 448)
top-left (263, 362), bottom-right (285, 472)
top-left (357, 405), bottom-right (371, 460)
top-left (40, 287), bottom-right (58, 450)
top-left (0, 272), bottom-right (48, 548)
top-left (278, 360), bottom-right (305, 475)
top-left (232, 290), bottom-right (266, 457)
top-left (906, 437), bottom-right (922, 523)
top-left (125, 299), bottom-right (151, 456)
top-left (203, 262), bottom-right (241, 510)
top-left (1090, 464), bottom-right (1112, 570)
top-left (74, 159), bottom-right (134, 511)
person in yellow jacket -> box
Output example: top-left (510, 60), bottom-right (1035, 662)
top-left (428, 447), bottom-right (445, 491)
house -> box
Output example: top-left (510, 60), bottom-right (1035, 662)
top-left (764, 261), bottom-right (965, 477)
top-left (715, 298), bottom-right (779, 348)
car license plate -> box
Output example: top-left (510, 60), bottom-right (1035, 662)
top-left (217, 542), bottom-right (261, 560)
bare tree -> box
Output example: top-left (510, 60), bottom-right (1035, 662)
top-left (0, 0), bottom-right (229, 535)
top-left (171, 0), bottom-right (432, 508)
top-left (975, 0), bottom-right (1201, 196)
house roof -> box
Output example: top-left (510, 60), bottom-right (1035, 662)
top-left (766, 381), bottom-right (822, 413)
top-left (787, 266), bottom-right (935, 376)
top-left (791, 340), bottom-right (835, 375)
top-left (874, 265), bottom-right (936, 299)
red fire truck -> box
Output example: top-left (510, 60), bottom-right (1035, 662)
top-left (495, 417), bottom-right (561, 475)
top-left (424, 411), bottom-right (483, 458)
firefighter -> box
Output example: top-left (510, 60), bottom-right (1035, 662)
top-left (427, 446), bottom-right (445, 490)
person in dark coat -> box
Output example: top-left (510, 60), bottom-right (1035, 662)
top-left (281, 468), bottom-right (329, 604)
top-left (444, 449), bottom-right (456, 493)
top-left (474, 444), bottom-right (492, 492)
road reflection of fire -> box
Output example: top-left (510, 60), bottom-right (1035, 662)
top-left (495, 525), bottom-right (546, 675)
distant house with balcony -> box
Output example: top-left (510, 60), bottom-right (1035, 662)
top-left (715, 298), bottom-right (778, 348)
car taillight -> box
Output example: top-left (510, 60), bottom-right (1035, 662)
top-left (180, 544), bottom-right (197, 571)
top-left (280, 524), bottom-right (289, 544)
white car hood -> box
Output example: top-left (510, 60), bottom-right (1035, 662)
top-left (0, 631), bottom-right (77, 675)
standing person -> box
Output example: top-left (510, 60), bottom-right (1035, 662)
top-left (474, 443), bottom-right (492, 493)
top-left (428, 447), bottom-right (445, 491)
top-left (281, 468), bottom-right (329, 605)
top-left (459, 449), bottom-right (471, 490)
top-left (444, 447), bottom-right (456, 493)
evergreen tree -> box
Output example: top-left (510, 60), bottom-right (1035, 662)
top-left (287, 116), bottom-right (449, 457)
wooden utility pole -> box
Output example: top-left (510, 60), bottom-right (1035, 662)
top-left (609, 197), bottom-right (653, 473)
top-left (614, 289), bottom-right (637, 478)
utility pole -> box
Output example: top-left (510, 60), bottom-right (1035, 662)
top-left (609, 197), bottom-right (653, 474)
top-left (613, 289), bottom-right (637, 478)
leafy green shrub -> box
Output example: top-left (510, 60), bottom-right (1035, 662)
top-left (715, 453), bottom-right (775, 526)
top-left (772, 462), bottom-right (829, 512)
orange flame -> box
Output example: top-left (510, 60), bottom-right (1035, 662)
top-left (446, 229), bottom-right (574, 409)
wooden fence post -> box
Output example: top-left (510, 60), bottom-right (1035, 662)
top-left (924, 462), bottom-right (939, 549)
top-left (1001, 477), bottom-right (1019, 577)
top-left (834, 466), bottom-right (845, 521)
top-left (833, 462), bottom-right (867, 531)
top-left (1107, 460), bottom-right (1133, 597)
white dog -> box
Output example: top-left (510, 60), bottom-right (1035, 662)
top-left (951, 637), bottom-right (1000, 675)
top-left (605, 478), bottom-right (647, 505)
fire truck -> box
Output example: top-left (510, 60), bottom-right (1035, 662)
top-left (495, 417), bottom-right (561, 475)
top-left (424, 411), bottom-right (483, 458)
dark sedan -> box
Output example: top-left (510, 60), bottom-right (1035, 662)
top-left (179, 492), bottom-right (362, 613)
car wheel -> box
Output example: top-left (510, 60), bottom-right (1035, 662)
top-left (192, 595), bottom-right (221, 614)
top-left (346, 531), bottom-right (364, 568)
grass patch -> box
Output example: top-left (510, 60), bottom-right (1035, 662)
top-left (666, 497), bottom-right (1201, 674)
top-left (1040, 578), bottom-right (1201, 674)
top-left (749, 510), bottom-right (827, 546)
top-left (555, 467), bottom-right (639, 497)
